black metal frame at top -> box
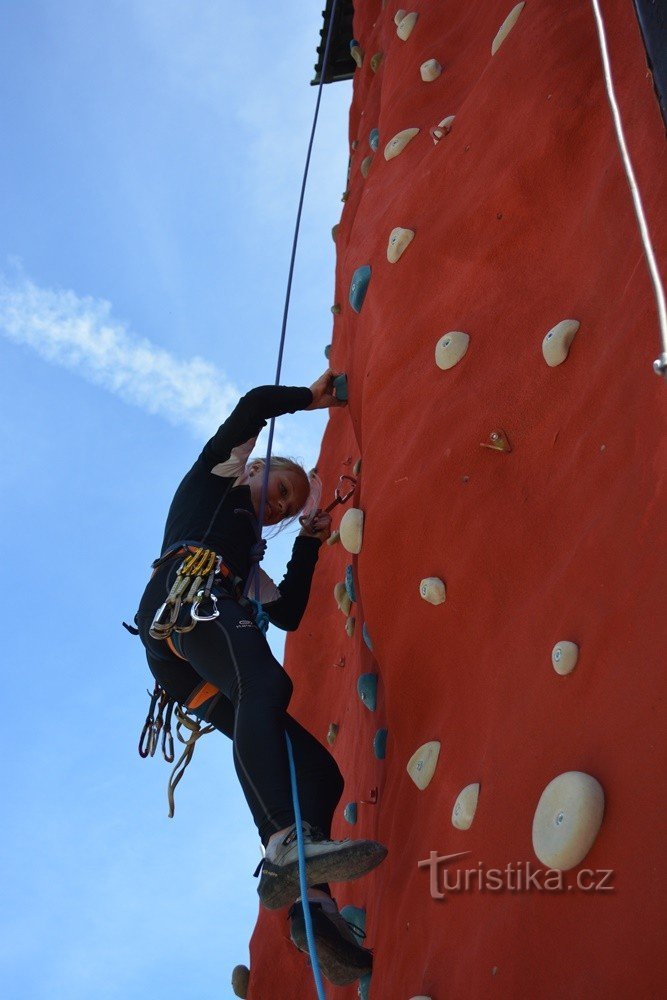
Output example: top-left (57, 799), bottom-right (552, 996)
top-left (311, 0), bottom-right (356, 85)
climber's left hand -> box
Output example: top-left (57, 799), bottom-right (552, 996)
top-left (299, 509), bottom-right (332, 541)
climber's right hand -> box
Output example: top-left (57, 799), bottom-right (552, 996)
top-left (306, 369), bottom-right (346, 409)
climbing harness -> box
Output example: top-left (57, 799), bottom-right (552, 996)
top-left (299, 473), bottom-right (356, 529)
top-left (149, 545), bottom-right (239, 640)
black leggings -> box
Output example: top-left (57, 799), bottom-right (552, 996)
top-left (136, 564), bottom-right (344, 847)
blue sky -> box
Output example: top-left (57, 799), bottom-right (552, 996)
top-left (0, 3), bottom-right (350, 997)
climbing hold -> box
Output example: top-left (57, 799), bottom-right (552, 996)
top-left (387, 227), bottom-right (415, 263)
top-left (552, 641), bottom-right (579, 676)
top-left (370, 51), bottom-right (383, 72)
top-left (420, 58), bottom-right (442, 82)
top-left (345, 565), bottom-right (357, 603)
top-left (491, 2), bottom-right (525, 55)
top-left (333, 373), bottom-right (349, 401)
top-left (344, 802), bottom-right (358, 824)
top-left (452, 783), bottom-right (480, 830)
top-left (480, 429), bottom-right (512, 453)
top-left (231, 965), bottom-right (250, 999)
top-left (340, 508), bottom-right (364, 554)
top-left (345, 616), bottom-right (356, 638)
top-left (341, 190), bottom-right (349, 202)
top-left (362, 622), bottom-right (373, 651)
top-left (360, 154), bottom-right (374, 178)
top-left (331, 303), bottom-right (341, 315)
top-left (542, 319), bottom-right (580, 367)
top-left (334, 581), bottom-right (352, 616)
top-left (384, 128), bottom-right (420, 161)
top-left (326, 528), bottom-right (341, 547)
top-left (396, 12), bottom-right (419, 40)
top-left (349, 265), bottom-right (372, 313)
top-left (430, 115), bottom-right (455, 143)
top-left (435, 330), bottom-right (469, 369)
top-left (357, 673), bottom-right (378, 711)
top-left (374, 728), bottom-right (388, 759)
top-left (326, 722), bottom-right (339, 746)
top-left (419, 577), bottom-right (446, 605)
top-left (353, 458), bottom-right (362, 476)
top-left (324, 344), bottom-right (332, 360)
top-left (393, 9), bottom-right (407, 25)
top-left (331, 224), bottom-right (339, 241)
top-left (358, 974), bottom-right (372, 1000)
top-left (407, 741), bottom-right (441, 790)
top-left (532, 771), bottom-right (605, 870)
top-left (369, 128), bottom-right (380, 151)
top-left (351, 139), bottom-right (359, 151)
top-left (340, 905), bottom-right (366, 936)
top-left (350, 39), bottom-right (364, 68)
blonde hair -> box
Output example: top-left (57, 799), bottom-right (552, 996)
top-left (250, 456), bottom-right (322, 529)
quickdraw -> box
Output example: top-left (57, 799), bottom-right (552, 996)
top-left (298, 474), bottom-right (356, 529)
top-left (149, 546), bottom-right (226, 640)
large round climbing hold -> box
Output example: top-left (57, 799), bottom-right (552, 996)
top-left (349, 265), bottom-right (372, 313)
top-left (407, 740), bottom-right (441, 790)
top-left (420, 58), bottom-right (442, 82)
top-left (387, 227), bottom-right (415, 263)
top-left (551, 640), bottom-right (579, 675)
top-left (491, 2), bottom-right (525, 55)
top-left (532, 772), bottom-right (605, 870)
top-left (231, 965), bottom-right (250, 998)
top-left (334, 581), bottom-right (352, 615)
top-left (396, 11), bottom-right (419, 40)
top-left (345, 564), bottom-right (357, 603)
top-left (384, 128), bottom-right (420, 161)
top-left (357, 672), bottom-right (378, 711)
top-left (542, 319), bottom-right (580, 367)
top-left (451, 783), bottom-right (480, 830)
top-left (420, 577), bottom-right (446, 605)
top-left (435, 331), bottom-right (470, 370)
top-left (340, 508), bottom-right (364, 554)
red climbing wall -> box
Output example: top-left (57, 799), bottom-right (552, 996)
top-left (247, 2), bottom-right (666, 997)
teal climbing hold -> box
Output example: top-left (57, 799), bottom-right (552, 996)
top-left (369, 128), bottom-right (379, 151)
top-left (340, 905), bottom-right (366, 936)
top-left (324, 344), bottom-right (332, 360)
top-left (362, 622), bottom-right (373, 651)
top-left (349, 265), bottom-right (371, 313)
top-left (345, 565), bottom-right (356, 603)
top-left (358, 973), bottom-right (372, 999)
top-left (344, 802), bottom-right (358, 824)
top-left (357, 673), bottom-right (378, 711)
top-left (373, 728), bottom-right (388, 759)
top-left (333, 373), bottom-right (348, 401)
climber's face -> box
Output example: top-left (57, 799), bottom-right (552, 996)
top-left (248, 467), bottom-right (309, 525)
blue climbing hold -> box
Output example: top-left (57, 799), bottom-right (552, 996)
top-left (349, 265), bottom-right (371, 313)
top-left (333, 373), bottom-right (348, 401)
top-left (345, 564), bottom-right (356, 604)
top-left (373, 728), bottom-right (388, 759)
top-left (340, 905), bottom-right (366, 936)
top-left (357, 673), bottom-right (378, 711)
top-left (324, 344), bottom-right (331, 360)
top-left (369, 128), bottom-right (379, 152)
top-left (344, 802), bottom-right (358, 825)
top-left (362, 622), bottom-right (373, 651)
top-left (358, 973), bottom-right (372, 1000)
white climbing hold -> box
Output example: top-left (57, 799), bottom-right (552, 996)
top-left (407, 741), bottom-right (441, 790)
top-left (430, 115), bottom-right (455, 143)
top-left (350, 41), bottom-right (364, 68)
top-left (345, 616), bottom-right (356, 638)
top-left (551, 641), bottom-right (579, 676)
top-left (384, 127), bottom-right (420, 161)
top-left (231, 965), bottom-right (250, 999)
top-left (326, 529), bottom-right (341, 547)
top-left (340, 508), bottom-right (364, 554)
top-left (387, 227), bottom-right (415, 263)
top-left (419, 577), bottom-right (446, 605)
top-left (532, 772), bottom-right (605, 870)
top-left (435, 331), bottom-right (469, 370)
top-left (360, 154), bottom-right (373, 178)
top-left (396, 12), bottom-right (419, 40)
top-left (334, 581), bottom-right (352, 616)
top-left (394, 9), bottom-right (407, 26)
top-left (491, 3), bottom-right (525, 55)
top-left (542, 319), bottom-right (580, 367)
top-left (420, 59), bottom-right (442, 82)
top-left (452, 783), bottom-right (480, 830)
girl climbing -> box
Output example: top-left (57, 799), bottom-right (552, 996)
top-left (134, 369), bottom-right (386, 986)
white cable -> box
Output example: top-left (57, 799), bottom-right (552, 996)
top-left (590, 0), bottom-right (667, 378)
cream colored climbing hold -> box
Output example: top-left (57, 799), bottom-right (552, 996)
top-left (532, 772), bottom-right (605, 870)
top-left (340, 508), bottom-right (364, 554)
top-left (419, 577), bottom-right (446, 605)
top-left (345, 616), bottom-right (356, 638)
top-left (452, 783), bottom-right (480, 830)
top-left (326, 529), bottom-right (341, 547)
top-left (552, 641), bottom-right (579, 676)
top-left (396, 12), bottom-right (419, 40)
top-left (394, 9), bottom-right (407, 25)
top-left (491, 3), bottom-right (525, 55)
top-left (435, 331), bottom-right (469, 370)
top-left (360, 154), bottom-right (373, 178)
top-left (384, 127), bottom-right (419, 160)
top-left (231, 965), bottom-right (250, 999)
top-left (387, 227), bottom-right (415, 263)
top-left (420, 59), bottom-right (442, 82)
top-left (542, 319), bottom-right (580, 367)
top-left (370, 51), bottom-right (384, 73)
top-left (407, 741), bottom-right (440, 790)
top-left (430, 115), bottom-right (455, 143)
top-left (350, 40), bottom-right (364, 68)
top-left (334, 581), bottom-right (352, 616)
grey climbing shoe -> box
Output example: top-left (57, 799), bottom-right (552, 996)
top-left (288, 899), bottom-right (373, 986)
top-left (257, 822), bottom-right (388, 910)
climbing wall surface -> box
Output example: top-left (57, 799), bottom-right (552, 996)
top-left (247, 1), bottom-right (666, 997)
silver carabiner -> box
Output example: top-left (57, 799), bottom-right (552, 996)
top-left (191, 591), bottom-right (219, 622)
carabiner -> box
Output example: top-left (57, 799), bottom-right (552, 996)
top-left (191, 590), bottom-right (219, 622)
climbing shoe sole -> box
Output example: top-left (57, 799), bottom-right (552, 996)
top-left (289, 905), bottom-right (373, 986)
top-left (258, 841), bottom-right (388, 910)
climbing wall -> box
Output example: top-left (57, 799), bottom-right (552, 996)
top-left (244, 1), bottom-right (666, 997)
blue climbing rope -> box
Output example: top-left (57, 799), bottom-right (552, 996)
top-left (247, 3), bottom-right (341, 997)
